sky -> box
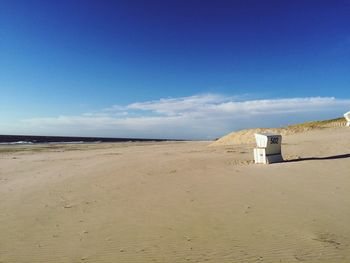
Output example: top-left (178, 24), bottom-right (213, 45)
top-left (1, 0), bottom-right (350, 139)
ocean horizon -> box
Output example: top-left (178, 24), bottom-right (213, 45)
top-left (0, 134), bottom-right (183, 145)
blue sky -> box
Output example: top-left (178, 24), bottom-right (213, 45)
top-left (1, 0), bottom-right (350, 139)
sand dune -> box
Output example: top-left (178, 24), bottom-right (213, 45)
top-left (0, 127), bottom-right (350, 262)
top-left (210, 117), bottom-right (347, 146)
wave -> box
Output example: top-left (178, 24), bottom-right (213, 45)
top-left (0, 141), bottom-right (34, 145)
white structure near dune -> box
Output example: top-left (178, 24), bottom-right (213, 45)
top-left (254, 133), bottom-right (283, 164)
top-left (344, 111), bottom-right (350, 127)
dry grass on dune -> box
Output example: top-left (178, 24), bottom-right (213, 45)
top-left (210, 117), bottom-right (347, 146)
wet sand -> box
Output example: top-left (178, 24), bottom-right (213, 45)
top-left (0, 128), bottom-right (349, 262)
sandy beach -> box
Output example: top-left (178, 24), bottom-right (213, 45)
top-left (0, 127), bottom-right (349, 262)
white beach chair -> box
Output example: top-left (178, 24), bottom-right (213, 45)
top-left (254, 133), bottom-right (283, 164)
top-left (344, 111), bottom-right (350, 127)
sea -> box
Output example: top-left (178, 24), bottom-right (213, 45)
top-left (0, 135), bottom-right (173, 145)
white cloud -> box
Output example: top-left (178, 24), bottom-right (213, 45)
top-left (127, 94), bottom-right (224, 116)
top-left (21, 94), bottom-right (350, 139)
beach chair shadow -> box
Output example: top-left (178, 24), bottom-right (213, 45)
top-left (285, 153), bottom-right (350, 162)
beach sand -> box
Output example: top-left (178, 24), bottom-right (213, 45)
top-left (0, 128), bottom-right (349, 262)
